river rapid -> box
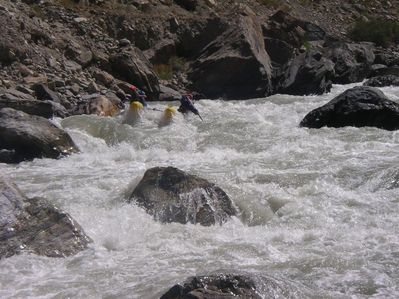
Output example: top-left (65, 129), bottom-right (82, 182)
top-left (1, 83), bottom-right (399, 298)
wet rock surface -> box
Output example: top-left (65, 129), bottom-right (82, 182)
top-left (0, 178), bottom-right (91, 258)
top-left (128, 166), bottom-right (237, 226)
top-left (160, 272), bottom-right (314, 299)
top-left (300, 86), bottom-right (399, 130)
top-left (0, 108), bottom-right (79, 163)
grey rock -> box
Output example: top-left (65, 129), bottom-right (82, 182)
top-left (274, 49), bottom-right (335, 95)
top-left (0, 178), bottom-right (91, 258)
top-left (364, 75), bottom-right (399, 87)
top-left (108, 47), bottom-right (160, 99)
top-left (188, 9), bottom-right (272, 99)
top-left (128, 166), bottom-right (237, 226)
top-left (0, 108), bottom-right (78, 163)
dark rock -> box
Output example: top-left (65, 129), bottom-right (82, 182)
top-left (326, 42), bottom-right (375, 84)
top-left (0, 178), bottom-right (91, 258)
top-left (300, 86), bottom-right (399, 130)
top-left (15, 85), bottom-right (35, 96)
top-left (0, 88), bottom-right (68, 118)
top-left (274, 49), bottom-right (335, 95)
top-left (374, 50), bottom-right (399, 67)
top-left (32, 83), bottom-right (61, 103)
top-left (364, 75), bottom-right (399, 87)
top-left (108, 47), bottom-right (160, 100)
top-left (265, 38), bottom-right (294, 65)
top-left (174, 0), bottom-right (198, 11)
top-left (188, 10), bottom-right (272, 99)
top-left (0, 108), bottom-right (79, 163)
top-left (118, 38), bottom-right (131, 47)
top-left (128, 167), bottom-right (237, 226)
top-left (370, 66), bottom-right (399, 77)
top-left (160, 272), bottom-right (310, 299)
top-left (176, 18), bottom-right (228, 59)
top-left (161, 274), bottom-right (262, 299)
top-left (263, 10), bottom-right (325, 49)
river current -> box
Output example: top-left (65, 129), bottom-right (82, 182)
top-left (1, 83), bottom-right (399, 298)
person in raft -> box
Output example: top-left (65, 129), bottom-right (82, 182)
top-left (129, 85), bottom-right (148, 108)
top-left (178, 93), bottom-right (203, 121)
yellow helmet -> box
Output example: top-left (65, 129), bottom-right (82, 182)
top-left (130, 101), bottom-right (144, 111)
top-left (164, 106), bottom-right (177, 119)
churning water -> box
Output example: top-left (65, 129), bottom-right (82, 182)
top-left (2, 83), bottom-right (399, 298)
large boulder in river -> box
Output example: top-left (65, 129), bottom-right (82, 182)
top-left (364, 75), bottom-right (399, 87)
top-left (274, 49), bottom-right (335, 95)
top-left (128, 167), bottom-right (237, 226)
top-left (300, 86), bottom-right (399, 130)
top-left (0, 178), bottom-right (91, 258)
top-left (0, 108), bottom-right (79, 163)
top-left (188, 8), bottom-right (272, 99)
top-left (108, 47), bottom-right (160, 100)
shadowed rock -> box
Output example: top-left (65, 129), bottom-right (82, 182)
top-left (128, 167), bottom-right (236, 226)
top-left (300, 86), bottom-right (399, 130)
top-left (0, 108), bottom-right (79, 163)
top-left (275, 49), bottom-right (334, 95)
top-left (364, 75), bottom-right (399, 87)
top-left (0, 178), bottom-right (91, 258)
top-left (188, 8), bottom-right (272, 100)
top-left (326, 42), bottom-right (375, 84)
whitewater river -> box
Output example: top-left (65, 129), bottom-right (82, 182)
top-left (1, 83), bottom-right (399, 298)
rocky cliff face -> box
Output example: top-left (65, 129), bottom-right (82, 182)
top-left (0, 0), bottom-right (397, 123)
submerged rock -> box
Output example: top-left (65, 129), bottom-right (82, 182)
top-left (160, 272), bottom-right (314, 299)
top-left (300, 86), bottom-right (399, 130)
top-left (161, 274), bottom-right (262, 299)
top-left (0, 108), bottom-right (79, 163)
top-left (0, 178), bottom-right (91, 258)
top-left (128, 167), bottom-right (236, 226)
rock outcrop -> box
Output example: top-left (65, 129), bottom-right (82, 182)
top-left (326, 42), bottom-right (375, 84)
top-left (0, 178), bottom-right (91, 258)
top-left (300, 86), bottom-right (399, 130)
top-left (364, 75), bottom-right (399, 87)
top-left (0, 108), bottom-right (79, 163)
top-left (128, 166), bottom-right (237, 226)
top-left (188, 9), bottom-right (272, 99)
top-left (274, 49), bottom-right (335, 95)
top-left (108, 47), bottom-right (160, 100)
